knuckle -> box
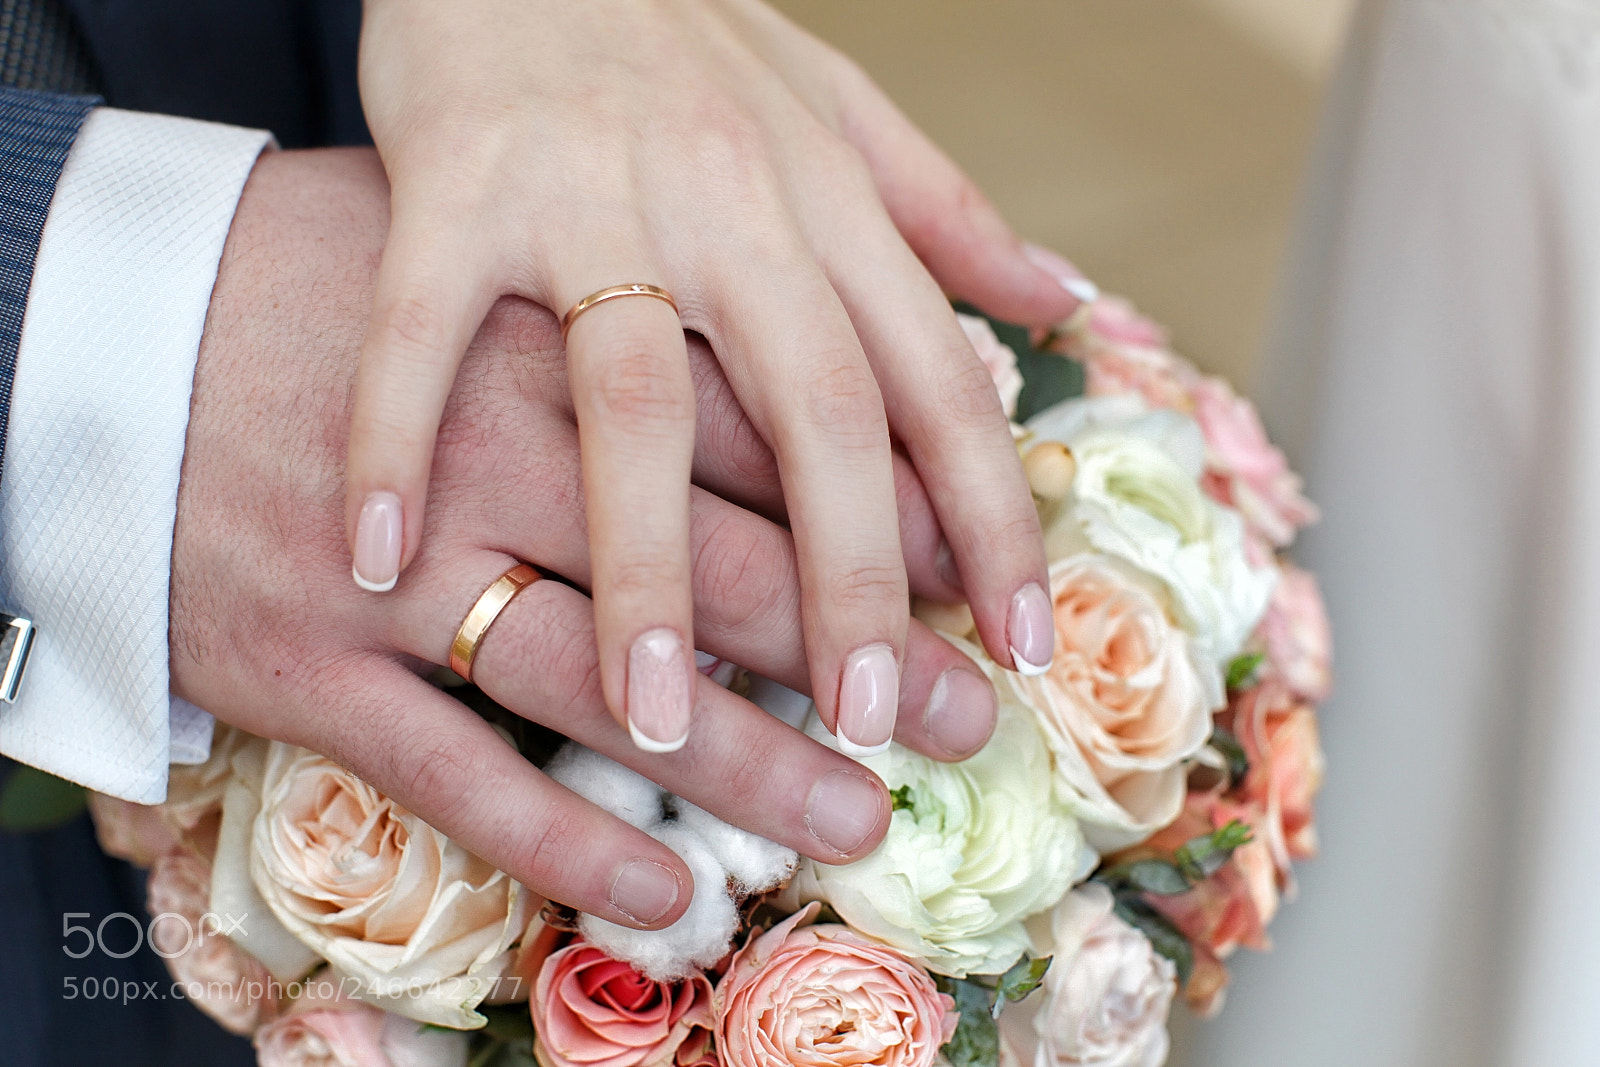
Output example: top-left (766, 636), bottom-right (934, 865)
top-left (692, 517), bottom-right (794, 628)
top-left (393, 727), bottom-right (487, 827)
top-left (377, 292), bottom-right (452, 360)
top-left (515, 801), bottom-right (586, 890)
top-left (588, 347), bottom-right (695, 427)
top-left (604, 554), bottom-right (689, 604)
top-left (938, 355), bottom-right (1009, 425)
top-left (794, 358), bottom-right (888, 442)
top-left (827, 556), bottom-right (908, 612)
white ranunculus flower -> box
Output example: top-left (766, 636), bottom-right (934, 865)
top-left (1028, 883), bottom-right (1175, 1067)
top-left (1028, 396), bottom-right (1277, 702)
top-left (788, 691), bottom-right (1094, 978)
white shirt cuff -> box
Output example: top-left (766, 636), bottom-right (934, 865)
top-left (0, 108), bottom-right (270, 803)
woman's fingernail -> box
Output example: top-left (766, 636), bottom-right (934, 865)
top-left (836, 644), bottom-right (899, 757)
top-left (805, 770), bottom-right (887, 857)
top-left (1008, 583), bottom-right (1055, 675)
top-left (627, 628), bottom-right (692, 753)
top-left (924, 668), bottom-right (998, 759)
top-left (609, 858), bottom-right (681, 925)
top-left (352, 491), bottom-right (402, 592)
top-left (1023, 243), bottom-right (1100, 305)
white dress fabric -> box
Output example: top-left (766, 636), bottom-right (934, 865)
top-left (1183, 1), bottom-right (1600, 1064)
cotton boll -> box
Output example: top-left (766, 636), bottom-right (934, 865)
top-left (544, 745), bottom-right (666, 830)
top-left (672, 800), bottom-right (797, 894)
top-left (579, 823), bottom-right (739, 980)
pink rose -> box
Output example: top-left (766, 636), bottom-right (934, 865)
top-left (532, 939), bottom-right (715, 1067)
top-left (1189, 378), bottom-right (1317, 548)
top-left (88, 792), bottom-right (183, 867)
top-left (714, 904), bottom-right (957, 1067)
top-left (1255, 564), bottom-right (1332, 703)
top-left (146, 850), bottom-right (281, 1035)
top-left (254, 973), bottom-right (469, 1067)
top-left (1223, 683), bottom-right (1326, 878)
top-left (958, 313), bottom-right (1024, 419)
top-left (1085, 297), bottom-right (1168, 349)
top-left (1014, 554), bottom-right (1213, 851)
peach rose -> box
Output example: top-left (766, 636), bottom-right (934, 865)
top-left (254, 971), bottom-right (469, 1067)
top-left (1224, 682), bottom-right (1325, 879)
top-left (533, 940), bottom-right (714, 1067)
top-left (714, 904), bottom-right (957, 1067)
top-left (958, 313), bottom-right (1024, 419)
top-left (88, 792), bottom-right (182, 867)
top-left (1189, 378), bottom-right (1317, 549)
top-left (1013, 554), bottom-right (1213, 851)
top-left (1255, 564), bottom-right (1332, 704)
top-left (147, 849), bottom-right (281, 1035)
top-left (244, 743), bottom-right (532, 1028)
top-left (1030, 885), bottom-right (1175, 1067)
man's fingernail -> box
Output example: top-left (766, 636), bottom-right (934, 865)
top-left (835, 644), bottom-right (899, 757)
top-left (1008, 582), bottom-right (1055, 675)
top-left (627, 628), bottom-right (692, 754)
top-left (352, 491), bottom-right (402, 592)
top-left (1023, 243), bottom-right (1100, 305)
top-left (925, 668), bottom-right (998, 759)
top-left (609, 859), bottom-right (681, 925)
top-left (805, 770), bottom-right (887, 857)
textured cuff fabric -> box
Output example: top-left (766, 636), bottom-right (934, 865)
top-left (0, 108), bottom-right (270, 803)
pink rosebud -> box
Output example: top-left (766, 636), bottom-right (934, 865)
top-left (1256, 564), bottom-right (1333, 704)
top-left (957, 313), bottom-right (1024, 420)
top-left (1189, 378), bottom-right (1318, 548)
top-left (532, 940), bottom-right (715, 1067)
top-left (714, 904), bottom-right (957, 1067)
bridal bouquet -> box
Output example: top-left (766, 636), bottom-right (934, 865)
top-left (79, 295), bottom-right (1330, 1067)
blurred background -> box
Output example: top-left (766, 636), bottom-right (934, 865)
top-left (772, 0), bottom-right (1357, 389)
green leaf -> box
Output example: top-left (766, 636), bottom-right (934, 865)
top-left (477, 1003), bottom-right (536, 1046)
top-left (1209, 726), bottom-right (1250, 787)
top-left (992, 955), bottom-right (1052, 1019)
top-left (1225, 651), bottom-right (1266, 692)
top-left (1173, 820), bottom-right (1253, 883)
top-left (939, 977), bottom-right (1000, 1067)
top-left (890, 785), bottom-right (915, 812)
top-left (1097, 858), bottom-right (1193, 896)
top-left (951, 301), bottom-right (1085, 422)
top-left (0, 765), bottom-right (87, 833)
top-left (1113, 896), bottom-right (1194, 987)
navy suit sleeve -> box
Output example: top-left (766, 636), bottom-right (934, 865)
top-left (0, 85), bottom-right (100, 485)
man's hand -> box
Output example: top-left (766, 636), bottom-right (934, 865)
top-left (170, 148), bottom-right (1001, 928)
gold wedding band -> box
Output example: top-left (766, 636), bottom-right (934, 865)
top-left (560, 284), bottom-right (678, 341)
top-left (449, 564), bottom-right (542, 683)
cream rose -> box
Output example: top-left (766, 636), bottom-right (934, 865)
top-left (1029, 884), bottom-right (1175, 1067)
top-left (254, 971), bottom-right (470, 1067)
top-left (1028, 396), bottom-right (1277, 695)
top-left (1013, 554), bottom-right (1212, 852)
top-left (241, 742), bottom-right (532, 1028)
top-left (147, 849), bottom-right (282, 1035)
top-left (958, 312), bottom-right (1024, 420)
top-left (714, 904), bottom-right (957, 1067)
top-left (790, 684), bottom-right (1093, 977)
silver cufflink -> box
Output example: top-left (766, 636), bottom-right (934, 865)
top-left (0, 612), bottom-right (36, 703)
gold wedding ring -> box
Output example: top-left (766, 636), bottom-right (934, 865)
top-left (560, 284), bottom-right (678, 341)
top-left (449, 563), bottom-right (542, 683)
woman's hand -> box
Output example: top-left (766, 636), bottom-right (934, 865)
top-left (348, 0), bottom-right (1094, 755)
top-left (180, 147), bottom-right (1004, 928)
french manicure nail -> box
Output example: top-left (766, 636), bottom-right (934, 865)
top-left (609, 858), bottom-right (681, 925)
top-left (836, 644), bottom-right (899, 757)
top-left (1008, 583), bottom-right (1055, 675)
top-left (628, 628), bottom-right (692, 753)
top-left (1023, 243), bottom-right (1100, 305)
top-left (805, 769), bottom-right (887, 857)
top-left (924, 668), bottom-right (998, 759)
top-left (352, 491), bottom-right (402, 592)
